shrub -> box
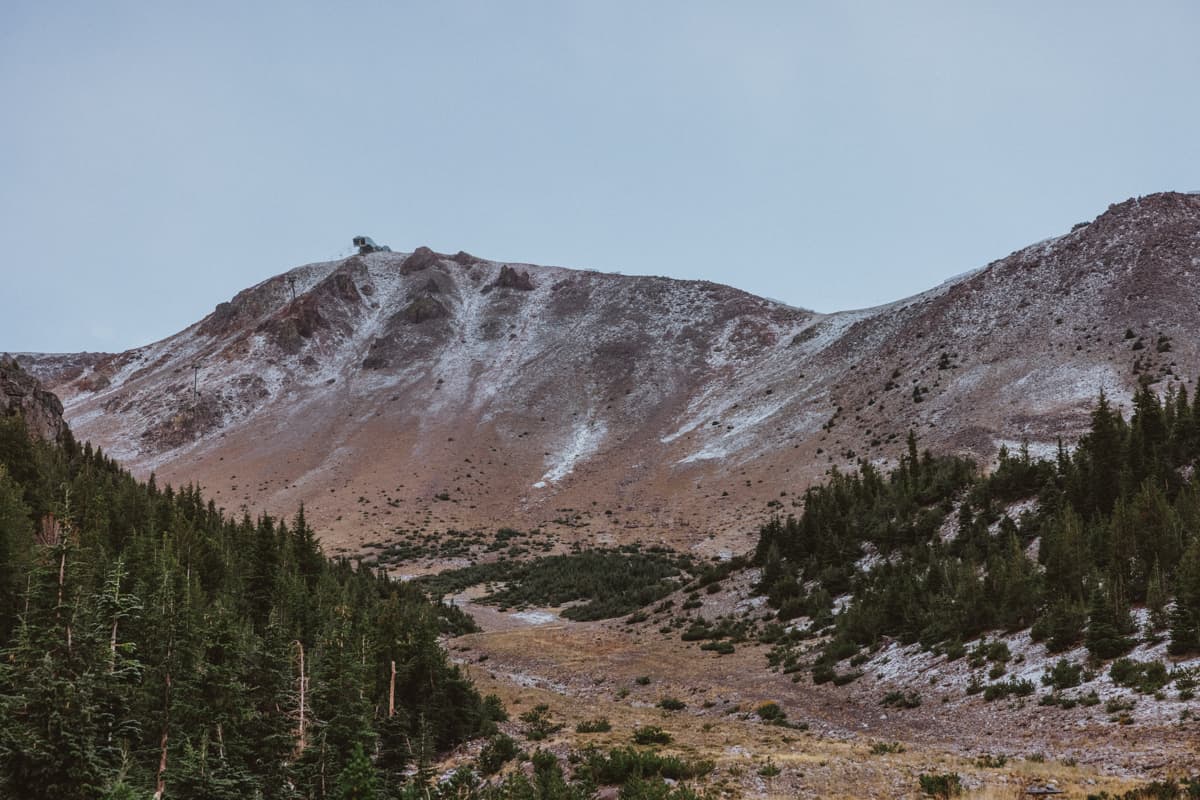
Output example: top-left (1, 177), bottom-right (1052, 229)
top-left (632, 726), bottom-right (673, 746)
top-left (973, 640), bottom-right (1010, 663)
top-left (870, 741), bottom-right (906, 755)
top-left (881, 690), bottom-right (922, 709)
top-left (1042, 658), bottom-right (1083, 691)
top-left (1105, 696), bottom-right (1135, 714)
top-left (983, 679), bottom-right (1035, 702)
top-left (1110, 659), bottom-right (1169, 695)
top-left (832, 670), bottom-right (863, 686)
top-left (811, 664), bottom-right (836, 685)
top-left (919, 773), bottom-right (963, 798)
top-left (576, 718), bottom-right (612, 734)
top-left (941, 640), bottom-right (966, 661)
top-left (478, 733), bottom-right (519, 775)
top-left (657, 697), bottom-right (685, 711)
top-left (519, 704), bottom-right (563, 741)
top-left (755, 702), bottom-right (787, 723)
top-left (577, 746), bottom-right (713, 785)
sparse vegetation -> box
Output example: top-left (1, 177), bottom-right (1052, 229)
top-left (983, 678), bottom-right (1035, 702)
top-left (1109, 658), bottom-right (1170, 695)
top-left (575, 746), bottom-right (714, 784)
top-left (519, 703), bottom-right (564, 740)
top-left (754, 701), bottom-right (787, 724)
top-left (478, 733), bottom-right (519, 775)
top-left (575, 718), bottom-right (613, 734)
top-left (918, 772), bottom-right (963, 798)
top-left (881, 690), bottom-right (922, 709)
top-left (1042, 658), bottom-right (1083, 691)
top-left (631, 726), bottom-right (673, 745)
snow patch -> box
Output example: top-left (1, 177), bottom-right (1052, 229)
top-left (510, 610), bottom-right (560, 625)
top-left (540, 418), bottom-right (606, 483)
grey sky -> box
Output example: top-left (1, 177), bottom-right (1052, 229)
top-left (3, 1), bottom-right (1198, 353)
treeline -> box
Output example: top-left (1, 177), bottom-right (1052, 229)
top-left (0, 416), bottom-right (494, 799)
top-left (755, 385), bottom-right (1200, 663)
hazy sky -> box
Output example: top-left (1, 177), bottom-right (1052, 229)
top-left (3, 2), bottom-right (1199, 353)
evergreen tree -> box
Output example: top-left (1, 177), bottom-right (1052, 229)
top-left (1082, 390), bottom-right (1122, 516)
top-left (1146, 559), bottom-right (1169, 631)
top-left (334, 743), bottom-right (378, 800)
top-left (1169, 536), bottom-right (1200, 655)
top-left (0, 466), bottom-right (31, 640)
top-left (1084, 583), bottom-right (1135, 660)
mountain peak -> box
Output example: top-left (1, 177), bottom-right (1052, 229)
top-left (20, 195), bottom-right (1200, 555)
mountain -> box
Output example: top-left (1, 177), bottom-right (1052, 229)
top-left (18, 192), bottom-right (1200, 556)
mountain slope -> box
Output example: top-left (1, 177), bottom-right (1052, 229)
top-left (19, 192), bottom-right (1200, 555)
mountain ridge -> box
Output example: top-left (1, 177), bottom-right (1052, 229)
top-left (16, 191), bottom-right (1200, 557)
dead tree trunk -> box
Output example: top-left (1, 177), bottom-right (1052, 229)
top-left (389, 660), bottom-right (396, 718)
top-left (153, 667), bottom-right (171, 800)
top-left (294, 640), bottom-right (308, 756)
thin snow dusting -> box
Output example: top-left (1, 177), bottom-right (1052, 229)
top-left (854, 619), bottom-right (1200, 728)
top-left (540, 417), bottom-right (606, 483)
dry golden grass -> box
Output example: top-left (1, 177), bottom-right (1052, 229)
top-left (457, 636), bottom-right (1151, 800)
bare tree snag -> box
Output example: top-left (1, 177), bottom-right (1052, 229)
top-left (154, 668), bottom-right (171, 800)
top-left (294, 640), bottom-right (308, 756)
top-left (389, 660), bottom-right (396, 718)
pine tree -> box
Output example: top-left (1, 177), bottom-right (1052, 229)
top-left (1083, 391), bottom-right (1123, 516)
top-left (1168, 536), bottom-right (1200, 655)
top-left (1085, 582), bottom-right (1135, 660)
top-left (0, 466), bottom-right (31, 641)
top-left (1041, 507), bottom-right (1087, 602)
top-left (1145, 559), bottom-right (1169, 632)
top-left (334, 743), bottom-right (378, 800)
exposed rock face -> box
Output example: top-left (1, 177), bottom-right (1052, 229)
top-left (20, 192), bottom-right (1200, 554)
top-left (0, 357), bottom-right (68, 442)
top-left (491, 265), bottom-right (535, 291)
top-left (400, 246), bottom-right (442, 274)
top-left (401, 295), bottom-right (449, 324)
top-left (451, 250), bottom-right (482, 267)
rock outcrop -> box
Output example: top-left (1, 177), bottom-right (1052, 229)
top-left (0, 357), bottom-right (68, 442)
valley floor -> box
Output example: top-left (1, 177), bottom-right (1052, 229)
top-left (442, 595), bottom-right (1198, 799)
